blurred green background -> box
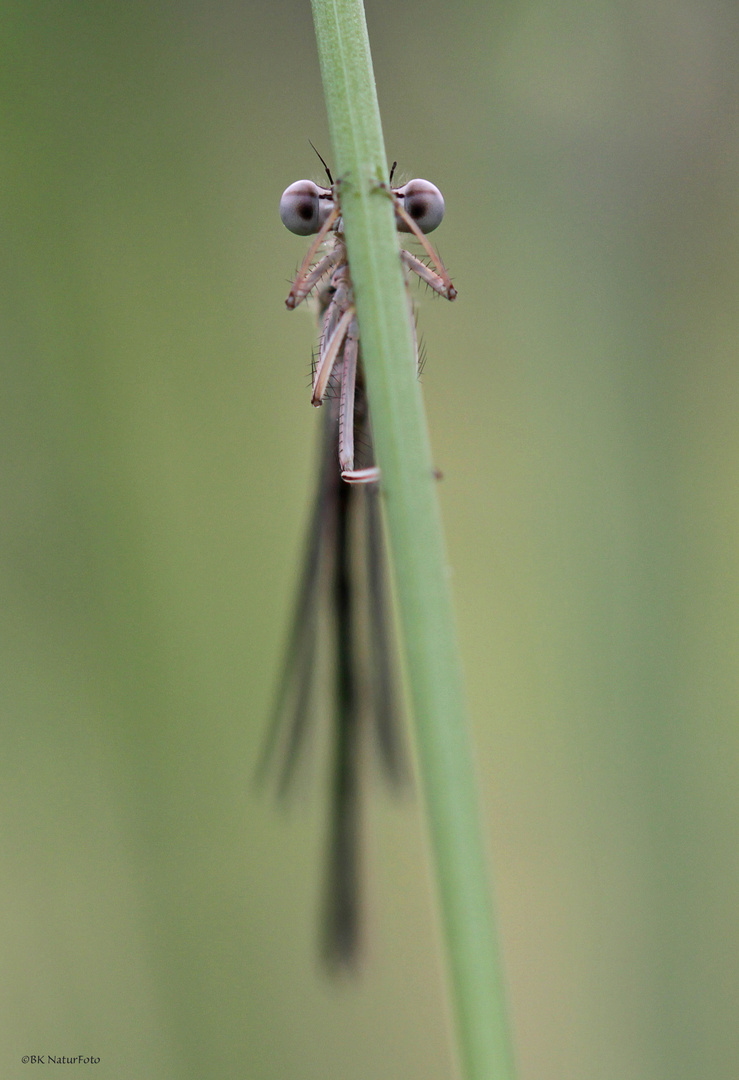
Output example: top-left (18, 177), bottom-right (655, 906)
top-left (2, 1), bottom-right (739, 1077)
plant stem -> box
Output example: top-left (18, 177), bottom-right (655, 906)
top-left (309, 2), bottom-right (517, 1078)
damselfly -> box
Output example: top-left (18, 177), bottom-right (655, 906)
top-left (262, 158), bottom-right (456, 968)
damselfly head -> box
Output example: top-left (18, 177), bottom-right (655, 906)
top-left (393, 179), bottom-right (445, 234)
top-left (280, 180), bottom-right (334, 236)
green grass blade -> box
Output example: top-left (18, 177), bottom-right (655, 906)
top-left (309, 2), bottom-right (517, 1078)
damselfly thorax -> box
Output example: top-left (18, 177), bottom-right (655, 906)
top-left (279, 169), bottom-right (456, 483)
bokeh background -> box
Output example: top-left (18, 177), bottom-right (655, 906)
top-left (3, 1), bottom-right (739, 1077)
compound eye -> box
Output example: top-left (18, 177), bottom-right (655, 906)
top-left (396, 179), bottom-right (445, 234)
top-left (395, 179), bottom-right (445, 234)
top-left (279, 180), bottom-right (333, 235)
